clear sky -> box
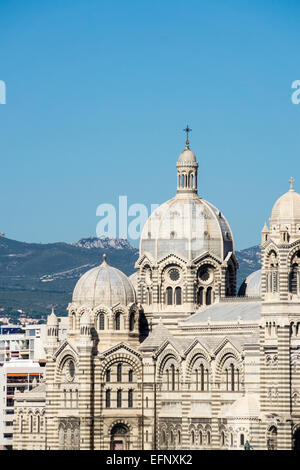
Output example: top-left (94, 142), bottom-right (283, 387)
top-left (1, 0), bottom-right (300, 250)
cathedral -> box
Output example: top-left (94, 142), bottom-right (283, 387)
top-left (12, 135), bottom-right (300, 450)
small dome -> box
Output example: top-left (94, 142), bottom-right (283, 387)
top-left (72, 255), bottom-right (136, 308)
top-left (47, 308), bottom-right (58, 326)
top-left (270, 186), bottom-right (300, 223)
top-left (178, 148), bottom-right (196, 163)
top-left (238, 269), bottom-right (261, 297)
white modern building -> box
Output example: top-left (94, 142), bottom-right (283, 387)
top-left (0, 360), bottom-right (43, 450)
top-left (0, 315), bottom-right (68, 449)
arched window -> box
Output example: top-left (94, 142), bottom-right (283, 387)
top-left (115, 312), bottom-right (121, 330)
top-left (267, 426), bottom-right (277, 450)
top-left (197, 287), bottom-right (203, 306)
top-left (170, 364), bottom-right (175, 391)
top-left (290, 264), bottom-right (298, 294)
top-left (230, 363), bottom-right (235, 391)
top-left (200, 364), bottom-right (205, 391)
top-left (105, 369), bottom-right (111, 382)
top-left (117, 363), bottom-right (122, 382)
top-left (105, 389), bottom-right (111, 408)
top-left (128, 369), bottom-right (133, 382)
top-left (206, 287), bottom-right (212, 305)
top-left (221, 431), bottom-right (225, 447)
top-left (166, 287), bottom-right (173, 305)
top-left (128, 389), bottom-right (133, 408)
top-left (207, 431), bottom-right (211, 445)
top-left (37, 414), bottom-right (40, 434)
top-left (30, 414), bottom-right (33, 433)
top-left (199, 430), bottom-right (203, 445)
top-left (230, 433), bottom-right (234, 447)
top-left (117, 389), bottom-right (122, 408)
top-left (175, 287), bottom-right (182, 305)
top-left (191, 430), bottom-right (195, 445)
top-left (178, 430), bottom-right (181, 445)
top-left (99, 313), bottom-right (105, 330)
top-left (129, 312), bottom-right (135, 331)
top-left (240, 433), bottom-right (245, 446)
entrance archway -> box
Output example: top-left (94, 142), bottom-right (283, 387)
top-left (267, 426), bottom-right (277, 450)
top-left (110, 423), bottom-right (130, 450)
top-left (293, 427), bottom-right (300, 451)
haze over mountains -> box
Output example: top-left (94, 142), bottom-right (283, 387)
top-left (0, 236), bottom-right (261, 319)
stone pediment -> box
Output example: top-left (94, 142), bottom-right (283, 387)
top-left (213, 337), bottom-right (241, 356)
top-left (98, 342), bottom-right (142, 360)
top-left (52, 338), bottom-right (79, 360)
top-left (153, 338), bottom-right (183, 360)
top-left (191, 251), bottom-right (222, 266)
top-left (135, 253), bottom-right (155, 268)
top-left (182, 338), bottom-right (211, 359)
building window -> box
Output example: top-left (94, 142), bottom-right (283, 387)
top-left (105, 389), bottom-right (111, 408)
top-left (117, 389), bottom-right (122, 408)
top-left (170, 364), bottom-right (175, 391)
top-left (128, 389), bottom-right (133, 408)
top-left (166, 287), bottom-right (173, 305)
top-left (128, 369), bottom-right (133, 382)
top-left (115, 312), bottom-right (121, 330)
top-left (240, 434), bottom-right (245, 446)
top-left (197, 287), bottom-right (203, 305)
top-left (206, 287), bottom-right (212, 305)
top-left (117, 363), bottom-right (122, 382)
top-left (129, 312), bottom-right (135, 331)
top-left (105, 369), bottom-right (111, 382)
top-left (99, 313), bottom-right (105, 330)
top-left (175, 287), bottom-right (182, 305)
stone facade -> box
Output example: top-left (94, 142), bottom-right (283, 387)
top-left (13, 141), bottom-right (300, 450)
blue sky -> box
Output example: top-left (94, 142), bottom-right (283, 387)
top-left (0, 0), bottom-right (300, 250)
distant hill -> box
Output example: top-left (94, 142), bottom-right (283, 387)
top-left (0, 236), bottom-right (261, 318)
top-left (235, 245), bottom-right (261, 288)
top-left (0, 236), bottom-right (138, 318)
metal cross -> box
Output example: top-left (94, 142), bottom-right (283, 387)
top-left (289, 176), bottom-right (295, 189)
top-left (183, 124), bottom-right (192, 141)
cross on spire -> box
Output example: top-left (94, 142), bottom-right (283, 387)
top-left (183, 124), bottom-right (192, 149)
top-left (289, 176), bottom-right (295, 190)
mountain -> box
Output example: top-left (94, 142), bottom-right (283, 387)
top-left (0, 236), bottom-right (138, 318)
top-left (0, 236), bottom-right (261, 319)
top-left (235, 245), bottom-right (261, 289)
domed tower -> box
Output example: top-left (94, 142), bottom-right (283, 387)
top-left (259, 178), bottom-right (300, 449)
top-left (261, 178), bottom-right (300, 302)
top-left (68, 254), bottom-right (140, 352)
top-left (136, 129), bottom-right (238, 327)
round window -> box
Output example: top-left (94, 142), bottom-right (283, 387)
top-left (198, 266), bottom-right (214, 284)
top-left (169, 268), bottom-right (180, 281)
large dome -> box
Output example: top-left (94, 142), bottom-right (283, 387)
top-left (270, 185), bottom-right (300, 224)
top-left (72, 255), bottom-right (136, 308)
top-left (140, 192), bottom-right (234, 262)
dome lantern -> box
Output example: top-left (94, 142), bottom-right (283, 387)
top-left (176, 125), bottom-right (198, 194)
